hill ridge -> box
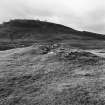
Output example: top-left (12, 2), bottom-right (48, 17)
top-left (0, 19), bottom-right (105, 50)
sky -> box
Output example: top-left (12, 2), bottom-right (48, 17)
top-left (0, 0), bottom-right (105, 34)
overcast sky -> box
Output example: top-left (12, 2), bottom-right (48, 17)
top-left (0, 0), bottom-right (105, 34)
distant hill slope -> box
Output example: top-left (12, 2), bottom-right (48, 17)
top-left (0, 19), bottom-right (75, 39)
top-left (0, 19), bottom-right (105, 50)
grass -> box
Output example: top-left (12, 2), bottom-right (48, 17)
top-left (0, 44), bottom-right (105, 105)
top-left (1, 19), bottom-right (105, 105)
top-left (0, 19), bottom-right (105, 51)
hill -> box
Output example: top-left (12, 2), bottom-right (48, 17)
top-left (1, 19), bottom-right (105, 105)
top-left (0, 19), bottom-right (105, 50)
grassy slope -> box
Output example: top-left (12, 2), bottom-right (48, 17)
top-left (0, 44), bottom-right (105, 105)
top-left (0, 19), bottom-right (105, 50)
top-left (1, 19), bottom-right (105, 105)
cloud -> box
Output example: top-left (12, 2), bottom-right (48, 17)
top-left (0, 0), bottom-right (105, 34)
top-left (81, 8), bottom-right (105, 33)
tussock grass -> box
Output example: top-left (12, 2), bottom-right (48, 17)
top-left (0, 45), bottom-right (105, 105)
